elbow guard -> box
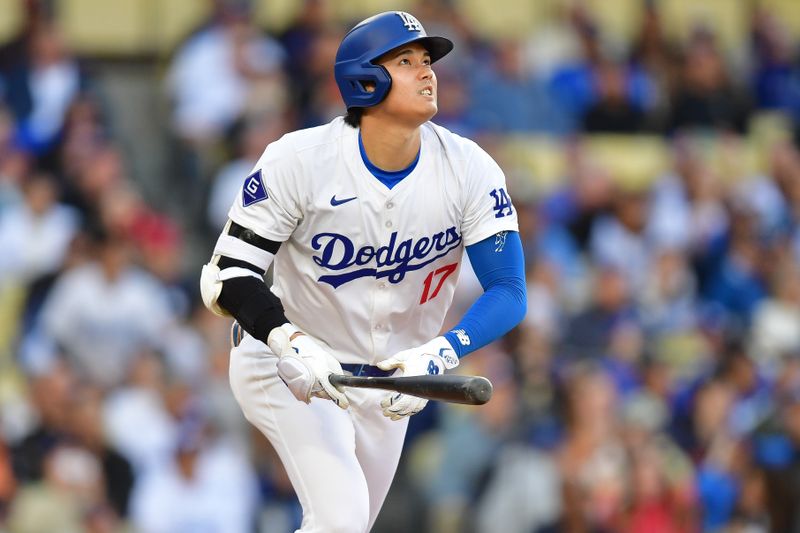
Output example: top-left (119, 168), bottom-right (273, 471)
top-left (203, 220), bottom-right (281, 317)
top-left (200, 260), bottom-right (263, 317)
top-left (200, 263), bottom-right (230, 317)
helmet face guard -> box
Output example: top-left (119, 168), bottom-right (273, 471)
top-left (334, 11), bottom-right (453, 109)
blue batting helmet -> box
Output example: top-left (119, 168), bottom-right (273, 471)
top-left (334, 11), bottom-right (453, 109)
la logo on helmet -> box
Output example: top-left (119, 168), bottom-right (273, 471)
top-left (397, 12), bottom-right (422, 32)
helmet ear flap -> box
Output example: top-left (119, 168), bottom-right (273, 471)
top-left (369, 63), bottom-right (392, 104)
top-left (336, 62), bottom-right (392, 108)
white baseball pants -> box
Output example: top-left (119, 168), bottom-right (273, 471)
top-left (229, 334), bottom-right (409, 533)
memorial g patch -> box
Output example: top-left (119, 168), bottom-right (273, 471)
top-left (242, 170), bottom-right (268, 207)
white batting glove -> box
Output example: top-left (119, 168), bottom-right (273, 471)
top-left (376, 336), bottom-right (459, 421)
top-left (267, 324), bottom-right (350, 409)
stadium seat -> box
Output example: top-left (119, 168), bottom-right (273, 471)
top-left (708, 135), bottom-right (762, 183)
top-left (500, 135), bottom-right (569, 198)
top-left (60, 0), bottom-right (153, 55)
top-left (153, 0), bottom-right (212, 54)
top-left (456, 0), bottom-right (562, 39)
top-left (675, 133), bottom-right (762, 184)
top-left (0, 0), bottom-right (22, 44)
top-left (756, 0), bottom-right (800, 41)
top-left (581, 134), bottom-right (671, 191)
top-left (59, 0), bottom-right (303, 56)
top-left (254, 0), bottom-right (303, 33)
top-left (0, 283), bottom-right (26, 398)
top-left (656, 0), bottom-right (750, 55)
top-left (749, 111), bottom-right (795, 173)
top-left (576, 0), bottom-right (647, 50)
top-left (333, 0), bottom-right (415, 26)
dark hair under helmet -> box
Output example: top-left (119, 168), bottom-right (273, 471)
top-left (334, 11), bottom-right (453, 109)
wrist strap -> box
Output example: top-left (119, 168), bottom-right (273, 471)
top-left (430, 336), bottom-right (459, 369)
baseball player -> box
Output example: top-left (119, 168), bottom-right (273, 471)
top-left (200, 11), bottom-right (527, 532)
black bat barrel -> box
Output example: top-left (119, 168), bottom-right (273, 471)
top-left (328, 374), bottom-right (493, 405)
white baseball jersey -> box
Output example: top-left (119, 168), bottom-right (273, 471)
top-left (224, 116), bottom-right (518, 364)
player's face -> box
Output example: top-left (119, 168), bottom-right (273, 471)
top-left (375, 43), bottom-right (437, 125)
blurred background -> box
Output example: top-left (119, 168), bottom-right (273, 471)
top-left (0, 0), bottom-right (800, 531)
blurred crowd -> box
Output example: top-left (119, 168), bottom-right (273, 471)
top-left (1, 0), bottom-right (800, 531)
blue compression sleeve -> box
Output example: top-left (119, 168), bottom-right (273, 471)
top-left (443, 231), bottom-right (527, 358)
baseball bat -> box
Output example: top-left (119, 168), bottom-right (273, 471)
top-left (328, 374), bottom-right (493, 405)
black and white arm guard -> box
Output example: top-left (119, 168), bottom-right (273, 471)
top-left (200, 220), bottom-right (289, 344)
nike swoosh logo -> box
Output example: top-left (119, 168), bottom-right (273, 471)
top-left (330, 195), bottom-right (357, 206)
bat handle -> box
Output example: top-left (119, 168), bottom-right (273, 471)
top-left (329, 374), bottom-right (353, 387)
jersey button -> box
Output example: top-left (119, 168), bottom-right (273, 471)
top-left (374, 324), bottom-right (383, 330)
top-left (378, 282), bottom-right (387, 289)
top-left (385, 221), bottom-right (392, 228)
top-left (386, 202), bottom-right (394, 209)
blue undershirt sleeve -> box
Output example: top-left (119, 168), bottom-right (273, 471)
top-left (443, 231), bottom-right (527, 358)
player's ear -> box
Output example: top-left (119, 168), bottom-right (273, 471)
top-left (361, 81), bottom-right (376, 93)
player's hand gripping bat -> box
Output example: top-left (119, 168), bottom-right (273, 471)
top-left (328, 374), bottom-right (493, 405)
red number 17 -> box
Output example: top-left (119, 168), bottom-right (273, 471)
top-left (420, 263), bottom-right (458, 304)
